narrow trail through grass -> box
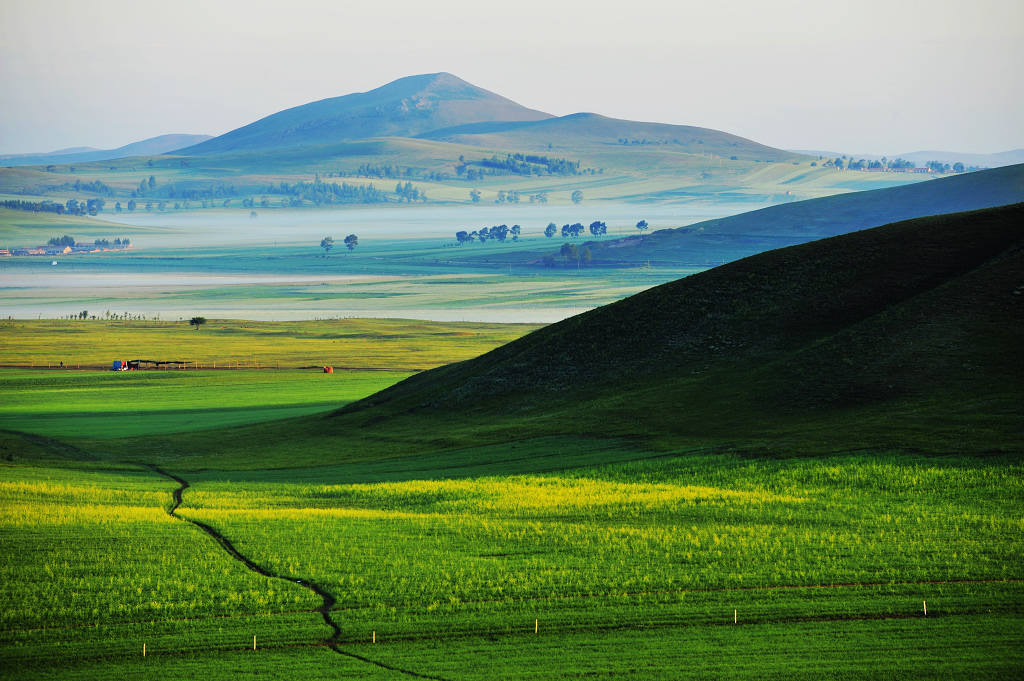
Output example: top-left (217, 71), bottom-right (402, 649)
top-left (146, 464), bottom-right (451, 681)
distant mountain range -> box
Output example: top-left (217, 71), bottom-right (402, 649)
top-left (791, 148), bottom-right (1024, 169)
top-left (0, 134), bottom-right (212, 167)
top-left (176, 73), bottom-right (799, 162)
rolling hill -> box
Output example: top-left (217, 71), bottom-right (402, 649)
top-left (176, 72), bottom-right (800, 166)
top-left (419, 111), bottom-right (798, 162)
top-left (0, 134), bottom-right (212, 167)
top-left (562, 163), bottom-right (1024, 266)
top-left (177, 73), bottom-right (553, 155)
top-left (331, 202), bottom-right (1023, 455)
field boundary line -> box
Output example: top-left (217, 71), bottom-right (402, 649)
top-left (144, 464), bottom-right (452, 681)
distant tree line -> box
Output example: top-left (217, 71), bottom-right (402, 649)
top-left (1, 199), bottom-right (67, 214)
top-left (45, 235), bottom-right (130, 247)
top-left (130, 175), bottom-right (237, 200)
top-left (824, 156), bottom-right (975, 174)
top-left (455, 153), bottom-right (592, 180)
top-left (395, 182), bottom-right (427, 202)
top-left (261, 178), bottom-right (387, 205)
top-left (454, 224), bottom-right (522, 244)
top-left (51, 179), bottom-right (114, 196)
top-left (6, 195), bottom-right (109, 216)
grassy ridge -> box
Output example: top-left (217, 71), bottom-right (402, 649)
top-left (324, 203), bottom-right (1024, 458)
top-left (571, 164), bottom-right (1024, 266)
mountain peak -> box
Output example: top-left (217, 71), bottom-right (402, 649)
top-left (179, 73), bottom-right (552, 155)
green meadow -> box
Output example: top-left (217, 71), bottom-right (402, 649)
top-left (0, 318), bottom-right (542, 370)
top-left (2, 443), bottom-right (1021, 680)
top-left (2, 203), bottom-right (1022, 679)
top-left (0, 325), bottom-right (1020, 679)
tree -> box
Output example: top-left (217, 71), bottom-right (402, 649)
top-left (561, 222), bottom-right (584, 238)
top-left (148, 175), bottom-right (156, 190)
top-left (588, 221), bottom-right (607, 237)
top-left (344, 234), bottom-right (358, 251)
top-left (127, 199), bottom-right (136, 212)
top-left (320, 236), bottom-right (334, 255)
top-left (571, 190), bottom-right (584, 204)
top-left (510, 224), bottom-right (521, 241)
top-left (455, 230), bottom-right (471, 245)
top-left (470, 189), bottom-right (481, 203)
top-left (953, 162), bottom-right (965, 173)
top-left (491, 224), bottom-right (509, 242)
top-left (189, 316), bottom-right (206, 331)
top-left (544, 222), bottom-right (557, 238)
top-left (636, 219), bottom-right (649, 234)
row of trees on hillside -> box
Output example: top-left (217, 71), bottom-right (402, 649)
top-left (46, 235), bottom-right (131, 247)
top-left (263, 179), bottom-right (387, 205)
top-left (454, 219), bottom-right (650, 244)
top-left (456, 153), bottom-right (588, 179)
top-left (823, 156), bottom-right (974, 173)
top-left (455, 224), bottom-right (522, 244)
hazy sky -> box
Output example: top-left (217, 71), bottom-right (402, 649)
top-left (1, 0), bottom-right (1021, 155)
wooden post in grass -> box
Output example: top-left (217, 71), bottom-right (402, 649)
top-left (372, 631), bottom-right (376, 644)
top-left (535, 618), bottom-right (538, 634)
top-left (143, 643), bottom-right (146, 657)
top-left (734, 609), bottom-right (737, 624)
top-left (254, 635), bottom-right (257, 650)
top-left (923, 600), bottom-right (927, 616)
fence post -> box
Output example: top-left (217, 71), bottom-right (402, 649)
top-left (535, 618), bottom-right (538, 634)
top-left (372, 631), bottom-right (376, 644)
top-left (923, 600), bottom-right (927, 616)
top-left (143, 643), bottom-right (146, 657)
top-left (734, 609), bottom-right (737, 624)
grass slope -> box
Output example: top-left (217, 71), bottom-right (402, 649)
top-left (333, 203), bottom-right (1024, 455)
top-left (572, 163), bottom-right (1024, 265)
top-left (421, 111), bottom-right (800, 162)
top-left (2, 207), bottom-right (1022, 679)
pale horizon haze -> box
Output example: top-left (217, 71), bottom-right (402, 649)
top-left (1, 0), bottom-right (1021, 156)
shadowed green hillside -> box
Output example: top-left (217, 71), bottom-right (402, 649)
top-left (333, 202), bottom-right (1023, 454)
top-left (79, 203), bottom-right (1023, 469)
top-left (564, 163), bottom-right (1024, 266)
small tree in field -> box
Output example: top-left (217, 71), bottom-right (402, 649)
top-left (320, 236), bottom-right (334, 255)
top-left (190, 316), bottom-right (206, 331)
top-left (344, 234), bottom-right (359, 251)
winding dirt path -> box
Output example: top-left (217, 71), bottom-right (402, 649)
top-left (146, 464), bottom-right (450, 681)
